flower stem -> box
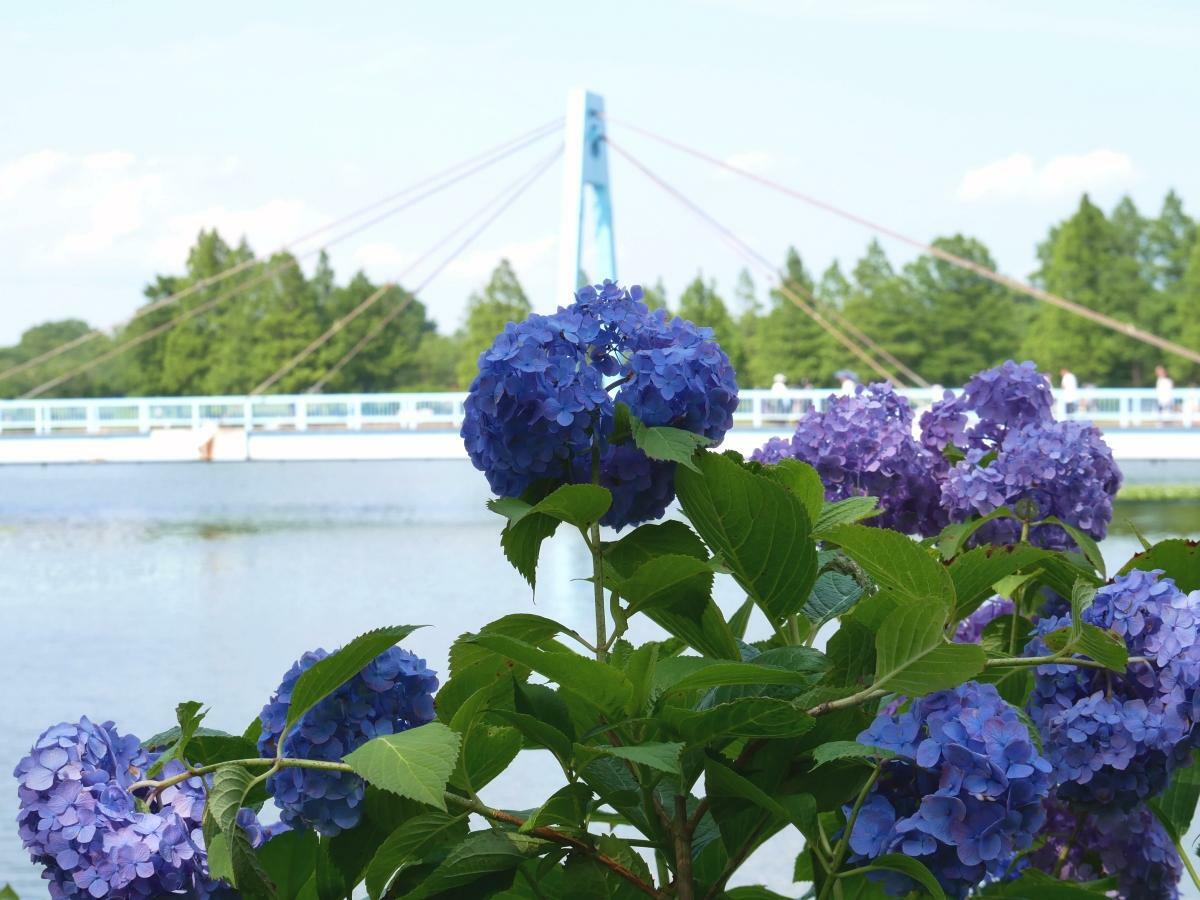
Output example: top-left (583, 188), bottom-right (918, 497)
top-left (818, 763), bottom-right (882, 900)
top-left (591, 521), bottom-right (608, 662)
top-left (1179, 837), bottom-right (1200, 893)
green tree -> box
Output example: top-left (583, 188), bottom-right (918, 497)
top-left (1174, 232), bottom-right (1200, 383)
top-left (456, 259), bottom-right (532, 386)
top-left (902, 235), bottom-right (1030, 385)
top-left (0, 319), bottom-right (118, 398)
top-left (641, 277), bottom-right (668, 313)
top-left (837, 240), bottom-right (924, 385)
top-left (817, 261), bottom-right (852, 308)
top-left (1022, 195), bottom-right (1154, 384)
top-left (744, 248), bottom-right (836, 387)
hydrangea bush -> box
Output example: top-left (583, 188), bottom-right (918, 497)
top-left (12, 284), bottom-right (1200, 899)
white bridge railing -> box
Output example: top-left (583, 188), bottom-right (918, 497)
top-left (0, 387), bottom-right (1197, 437)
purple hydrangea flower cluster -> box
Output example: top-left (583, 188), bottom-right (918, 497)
top-left (13, 717), bottom-right (255, 898)
top-left (750, 383), bottom-right (945, 535)
top-left (257, 645), bottom-right (438, 835)
top-left (1025, 569), bottom-right (1200, 809)
top-left (917, 361), bottom-right (1120, 550)
top-left (952, 596), bottom-right (1015, 644)
top-left (1026, 796), bottom-right (1181, 899)
top-left (847, 682), bottom-right (1052, 898)
top-left (462, 281), bottom-right (738, 529)
top-left (920, 360), bottom-right (1054, 459)
top-left (940, 420), bottom-right (1121, 550)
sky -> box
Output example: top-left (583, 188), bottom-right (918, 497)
top-left (1, 1), bottom-right (1199, 345)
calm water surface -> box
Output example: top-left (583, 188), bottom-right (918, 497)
top-left (1, 461), bottom-right (1197, 895)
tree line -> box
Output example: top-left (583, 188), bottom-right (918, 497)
top-left (2, 190), bottom-right (1197, 399)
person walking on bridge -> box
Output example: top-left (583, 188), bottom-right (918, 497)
top-left (1156, 365), bottom-right (1175, 425)
top-left (1059, 367), bottom-right (1078, 417)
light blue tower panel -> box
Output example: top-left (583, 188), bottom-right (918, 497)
top-left (557, 89), bottom-right (616, 303)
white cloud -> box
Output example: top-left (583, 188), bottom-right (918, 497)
top-left (0, 149), bottom-right (68, 200)
top-left (956, 150), bottom-right (1137, 202)
top-left (722, 150), bottom-right (776, 176)
top-left (444, 234), bottom-right (556, 283)
top-left (150, 198), bottom-right (327, 268)
top-left (352, 242), bottom-right (415, 273)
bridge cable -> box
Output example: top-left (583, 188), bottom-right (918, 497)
top-left (607, 116), bottom-right (1200, 368)
top-left (1, 117), bottom-right (562, 386)
top-left (253, 145), bottom-right (563, 395)
top-left (307, 145), bottom-right (563, 394)
top-left (606, 139), bottom-right (905, 387)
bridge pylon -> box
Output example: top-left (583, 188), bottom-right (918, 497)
top-left (556, 89), bottom-right (616, 304)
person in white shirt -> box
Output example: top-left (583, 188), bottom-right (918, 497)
top-left (1059, 367), bottom-right (1079, 417)
top-left (1156, 365), bottom-right (1175, 422)
top-left (769, 373), bottom-right (789, 396)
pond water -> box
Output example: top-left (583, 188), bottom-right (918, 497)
top-left (1, 460), bottom-right (1197, 895)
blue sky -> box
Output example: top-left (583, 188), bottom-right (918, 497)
top-left (2, 1), bottom-right (1198, 344)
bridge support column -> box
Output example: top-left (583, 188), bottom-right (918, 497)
top-left (556, 89), bottom-right (616, 305)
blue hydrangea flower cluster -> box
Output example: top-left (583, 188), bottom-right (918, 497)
top-left (751, 383), bottom-right (945, 535)
top-left (952, 596), bottom-right (1014, 644)
top-left (13, 717), bottom-right (259, 898)
top-left (257, 645), bottom-right (438, 835)
top-left (847, 681), bottom-right (1052, 898)
top-left (1025, 569), bottom-right (1200, 810)
top-left (462, 281), bottom-right (738, 529)
top-left (1026, 796), bottom-right (1181, 899)
top-left (918, 361), bottom-right (1120, 550)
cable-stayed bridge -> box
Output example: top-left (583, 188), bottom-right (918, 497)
top-left (2, 90), bottom-right (1199, 465)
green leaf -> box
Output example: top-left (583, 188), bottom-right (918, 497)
top-left (759, 457), bottom-right (824, 522)
top-left (948, 544), bottom-right (1047, 619)
top-left (204, 766), bottom-right (274, 894)
top-left (725, 889), bottom-right (792, 900)
top-left (935, 506), bottom-right (1016, 559)
top-left (1119, 538), bottom-right (1200, 591)
top-left (257, 828), bottom-right (318, 898)
top-left (703, 758), bottom-right (816, 835)
top-left (0, 886), bottom-right (17, 900)
top-left (860, 854), bottom-right (946, 900)
top-left (408, 831), bottom-right (550, 898)
top-left (500, 484), bottom-right (613, 588)
top-left (343, 722), bottom-right (461, 811)
top-left (520, 783), bottom-right (593, 833)
top-left (810, 741), bottom-right (895, 769)
top-left (662, 697), bottom-right (816, 743)
top-left (464, 632), bottom-right (634, 717)
top-left (453, 725), bottom-right (522, 793)
top-left (1040, 515), bottom-right (1106, 577)
top-left (1150, 751), bottom-right (1200, 841)
top-left (610, 401), bottom-right (634, 444)
top-left (631, 416), bottom-right (713, 471)
top-left (675, 450), bottom-right (818, 623)
top-left (656, 660), bottom-right (819, 695)
top-left (802, 569), bottom-right (866, 629)
top-left (285, 625), bottom-right (423, 737)
top-left (643, 600), bottom-right (741, 660)
top-left (813, 495), bottom-right (881, 536)
top-left (618, 554), bottom-right (713, 616)
top-left (486, 497), bottom-right (532, 522)
top-left (874, 603), bottom-right (986, 696)
top-left (823, 524), bottom-right (955, 611)
top-left (579, 741), bottom-right (684, 776)
top-left (144, 700), bottom-right (206, 778)
top-left (980, 612), bottom-right (1033, 658)
top-left (208, 765), bottom-right (258, 844)
top-left (364, 812), bottom-right (469, 898)
top-left (494, 710), bottom-right (574, 765)
top-left (603, 520), bottom-right (708, 575)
